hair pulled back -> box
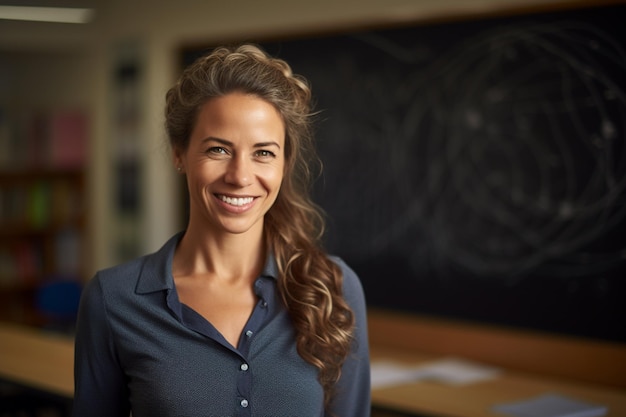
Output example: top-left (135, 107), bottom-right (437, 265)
top-left (165, 44), bottom-right (355, 408)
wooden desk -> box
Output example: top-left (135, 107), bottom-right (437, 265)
top-left (0, 322), bottom-right (74, 398)
top-left (2, 320), bottom-right (625, 417)
top-left (371, 346), bottom-right (626, 417)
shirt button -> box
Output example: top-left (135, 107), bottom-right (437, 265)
top-left (240, 399), bottom-right (249, 408)
top-left (245, 330), bottom-right (253, 337)
top-left (240, 363), bottom-right (249, 371)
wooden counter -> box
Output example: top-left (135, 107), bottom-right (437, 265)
top-left (0, 322), bottom-right (74, 398)
top-left (2, 314), bottom-right (625, 417)
top-left (371, 346), bottom-right (626, 417)
top-left (369, 309), bottom-right (626, 416)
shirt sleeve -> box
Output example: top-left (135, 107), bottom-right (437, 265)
top-left (327, 258), bottom-right (371, 417)
top-left (73, 273), bottom-right (131, 417)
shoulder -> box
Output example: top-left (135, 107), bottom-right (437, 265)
top-left (328, 256), bottom-right (366, 306)
top-left (86, 232), bottom-right (181, 295)
top-left (81, 256), bottom-right (149, 305)
top-left (92, 255), bottom-right (147, 286)
top-left (329, 256), bottom-right (360, 286)
top-left (99, 256), bottom-right (146, 279)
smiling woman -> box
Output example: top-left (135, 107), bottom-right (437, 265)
top-left (175, 93), bottom-right (286, 238)
top-left (72, 44), bottom-right (371, 417)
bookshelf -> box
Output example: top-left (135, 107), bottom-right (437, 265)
top-left (0, 107), bottom-right (87, 325)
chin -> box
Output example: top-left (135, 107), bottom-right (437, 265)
top-left (219, 219), bottom-right (263, 236)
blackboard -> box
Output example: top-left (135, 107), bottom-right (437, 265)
top-left (183, 2), bottom-right (626, 342)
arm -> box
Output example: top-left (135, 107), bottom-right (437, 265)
top-left (73, 273), bottom-right (130, 417)
top-left (328, 258), bottom-right (371, 417)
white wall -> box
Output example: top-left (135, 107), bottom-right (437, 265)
top-left (0, 0), bottom-right (599, 271)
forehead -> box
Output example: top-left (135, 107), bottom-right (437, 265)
top-left (190, 93), bottom-right (285, 145)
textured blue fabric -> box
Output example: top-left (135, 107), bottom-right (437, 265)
top-left (73, 232), bottom-right (371, 417)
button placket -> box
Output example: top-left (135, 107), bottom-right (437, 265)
top-left (233, 276), bottom-right (273, 416)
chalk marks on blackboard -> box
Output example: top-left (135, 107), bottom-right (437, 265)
top-left (315, 19), bottom-right (626, 283)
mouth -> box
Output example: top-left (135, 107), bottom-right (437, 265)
top-left (217, 194), bottom-right (255, 207)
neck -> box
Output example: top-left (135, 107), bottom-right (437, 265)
top-left (173, 223), bottom-right (266, 284)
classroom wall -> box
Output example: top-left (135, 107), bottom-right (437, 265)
top-left (0, 0), bottom-right (605, 272)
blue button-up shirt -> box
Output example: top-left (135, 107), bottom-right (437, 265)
top-left (73, 232), bottom-right (371, 417)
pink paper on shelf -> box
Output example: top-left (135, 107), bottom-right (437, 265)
top-left (48, 110), bottom-right (88, 169)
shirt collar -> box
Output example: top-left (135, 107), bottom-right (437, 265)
top-left (260, 252), bottom-right (279, 281)
top-left (135, 232), bottom-right (182, 294)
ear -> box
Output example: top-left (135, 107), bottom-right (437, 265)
top-left (172, 147), bottom-right (184, 173)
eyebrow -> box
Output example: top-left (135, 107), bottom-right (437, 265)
top-left (202, 136), bottom-right (281, 149)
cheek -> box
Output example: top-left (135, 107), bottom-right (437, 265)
top-left (269, 167), bottom-right (285, 192)
top-left (258, 161), bottom-right (284, 188)
top-left (187, 166), bottom-right (216, 194)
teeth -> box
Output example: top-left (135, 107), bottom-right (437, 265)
top-left (220, 195), bottom-right (254, 206)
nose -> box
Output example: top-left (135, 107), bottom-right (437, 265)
top-left (224, 156), bottom-right (252, 186)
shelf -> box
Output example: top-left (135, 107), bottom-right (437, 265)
top-left (0, 220), bottom-right (84, 238)
top-left (0, 64), bottom-right (89, 327)
top-left (0, 168), bottom-right (86, 324)
top-left (0, 168), bottom-right (83, 179)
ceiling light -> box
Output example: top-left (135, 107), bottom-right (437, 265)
top-left (0, 5), bottom-right (94, 24)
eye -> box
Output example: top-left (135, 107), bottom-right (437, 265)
top-left (207, 146), bottom-right (228, 155)
top-left (255, 149), bottom-right (276, 158)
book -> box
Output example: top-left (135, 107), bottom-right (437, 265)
top-left (48, 110), bottom-right (88, 169)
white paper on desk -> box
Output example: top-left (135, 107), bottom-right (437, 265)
top-left (370, 360), bottom-right (425, 389)
top-left (371, 357), bottom-right (500, 389)
top-left (410, 357), bottom-right (501, 385)
top-left (492, 393), bottom-right (608, 417)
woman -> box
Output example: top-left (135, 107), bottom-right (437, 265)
top-left (73, 44), bottom-right (370, 416)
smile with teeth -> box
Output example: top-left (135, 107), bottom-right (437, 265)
top-left (218, 195), bottom-right (254, 206)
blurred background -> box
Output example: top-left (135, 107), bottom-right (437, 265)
top-left (0, 0), bottom-right (624, 415)
top-left (0, 0), bottom-right (598, 328)
top-left (0, 0), bottom-right (626, 334)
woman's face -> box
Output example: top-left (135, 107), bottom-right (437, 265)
top-left (176, 92), bottom-right (285, 237)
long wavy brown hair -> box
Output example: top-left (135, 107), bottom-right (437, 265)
top-left (164, 44), bottom-right (355, 408)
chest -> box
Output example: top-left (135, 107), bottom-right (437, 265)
top-left (116, 307), bottom-right (324, 417)
top-left (176, 281), bottom-right (256, 347)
